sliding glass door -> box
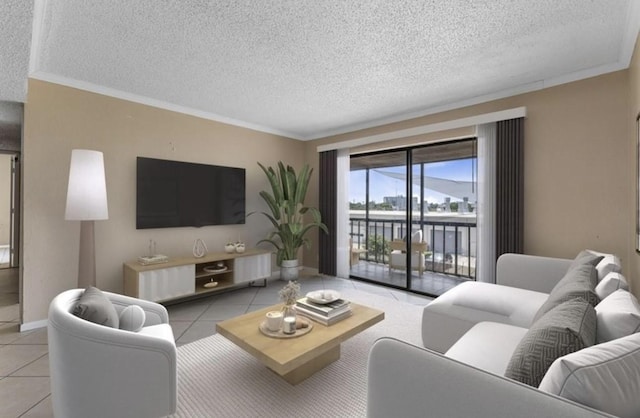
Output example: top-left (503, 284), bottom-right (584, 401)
top-left (348, 138), bottom-right (477, 297)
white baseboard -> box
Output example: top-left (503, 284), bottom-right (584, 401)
top-left (20, 319), bottom-right (47, 332)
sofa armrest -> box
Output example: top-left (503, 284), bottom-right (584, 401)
top-left (367, 337), bottom-right (613, 418)
top-left (496, 253), bottom-right (571, 293)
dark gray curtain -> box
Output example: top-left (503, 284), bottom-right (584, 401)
top-left (318, 150), bottom-right (337, 275)
top-left (496, 117), bottom-right (524, 258)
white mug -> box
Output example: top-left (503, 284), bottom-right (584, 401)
top-left (265, 311), bottom-right (283, 332)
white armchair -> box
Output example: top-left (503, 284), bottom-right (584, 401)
top-left (388, 240), bottom-right (429, 275)
top-left (48, 289), bottom-right (177, 418)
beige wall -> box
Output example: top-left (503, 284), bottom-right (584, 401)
top-left (628, 34), bottom-right (640, 292)
top-left (22, 79), bottom-right (304, 323)
top-left (0, 154), bottom-right (12, 245)
top-left (305, 71), bottom-right (631, 290)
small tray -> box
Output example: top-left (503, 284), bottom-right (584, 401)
top-left (259, 318), bottom-right (313, 339)
top-left (203, 281), bottom-right (218, 288)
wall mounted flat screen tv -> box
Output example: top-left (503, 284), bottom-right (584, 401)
top-left (136, 157), bottom-right (245, 229)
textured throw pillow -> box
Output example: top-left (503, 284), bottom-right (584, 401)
top-left (595, 289), bottom-right (640, 343)
top-left (539, 333), bottom-right (640, 418)
top-left (505, 298), bottom-right (596, 387)
top-left (119, 305), bottom-right (146, 332)
top-left (533, 264), bottom-right (599, 323)
top-left (568, 250), bottom-right (604, 272)
top-left (595, 272), bottom-right (629, 300)
top-left (550, 262), bottom-right (599, 294)
top-left (72, 286), bottom-right (119, 328)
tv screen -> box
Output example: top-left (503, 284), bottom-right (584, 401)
top-left (136, 157), bottom-right (245, 229)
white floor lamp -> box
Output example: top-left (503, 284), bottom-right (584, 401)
top-left (65, 149), bottom-right (109, 288)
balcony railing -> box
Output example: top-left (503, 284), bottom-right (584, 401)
top-left (350, 216), bottom-right (476, 279)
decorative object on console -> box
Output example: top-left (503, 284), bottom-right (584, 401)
top-left (235, 241), bottom-right (245, 253)
top-left (192, 238), bottom-right (208, 258)
top-left (138, 239), bottom-right (169, 265)
top-left (224, 242), bottom-right (236, 253)
top-left (253, 161), bottom-right (328, 280)
top-left (203, 263), bottom-right (227, 273)
top-left (137, 254), bottom-right (169, 265)
top-left (65, 149), bottom-right (109, 288)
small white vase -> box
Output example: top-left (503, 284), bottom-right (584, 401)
top-left (280, 259), bottom-right (299, 281)
top-left (235, 243), bottom-right (245, 253)
top-left (192, 239), bottom-right (207, 258)
top-left (224, 244), bottom-right (236, 253)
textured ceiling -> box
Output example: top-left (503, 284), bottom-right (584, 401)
top-left (4, 1), bottom-right (640, 139)
top-left (0, 0), bottom-right (34, 102)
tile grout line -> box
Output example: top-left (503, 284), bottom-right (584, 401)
top-left (8, 351), bottom-right (49, 378)
top-left (18, 394), bottom-right (51, 418)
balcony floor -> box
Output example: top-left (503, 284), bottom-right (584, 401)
top-left (349, 260), bottom-right (470, 297)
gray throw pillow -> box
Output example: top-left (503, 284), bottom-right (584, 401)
top-left (568, 250), bottom-right (604, 272)
top-left (533, 264), bottom-right (599, 323)
top-left (505, 298), bottom-right (596, 388)
top-left (551, 262), bottom-right (599, 292)
top-left (72, 286), bottom-right (119, 328)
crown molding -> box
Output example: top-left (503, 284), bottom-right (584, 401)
top-left (28, 72), bottom-right (302, 140)
top-left (317, 107), bottom-right (526, 152)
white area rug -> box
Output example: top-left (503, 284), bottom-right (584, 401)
top-left (171, 289), bottom-right (424, 418)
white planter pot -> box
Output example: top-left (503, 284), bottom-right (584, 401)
top-left (280, 259), bottom-right (299, 281)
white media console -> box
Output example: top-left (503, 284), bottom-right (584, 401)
top-left (123, 248), bottom-right (272, 303)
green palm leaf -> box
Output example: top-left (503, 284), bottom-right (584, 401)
top-left (254, 161), bottom-right (328, 266)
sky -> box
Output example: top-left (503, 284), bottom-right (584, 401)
top-left (349, 158), bottom-right (476, 204)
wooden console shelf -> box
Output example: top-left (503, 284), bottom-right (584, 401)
top-left (123, 248), bottom-right (272, 303)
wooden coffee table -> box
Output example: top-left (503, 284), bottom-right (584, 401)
top-left (216, 302), bottom-right (384, 384)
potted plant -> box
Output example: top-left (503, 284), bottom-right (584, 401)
top-left (254, 162), bottom-right (328, 280)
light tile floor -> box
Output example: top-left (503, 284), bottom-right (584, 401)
top-left (350, 260), bottom-right (469, 296)
top-left (0, 273), bottom-right (433, 417)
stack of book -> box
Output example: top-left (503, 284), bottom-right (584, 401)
top-left (295, 297), bottom-right (352, 325)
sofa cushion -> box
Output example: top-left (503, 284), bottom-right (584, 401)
top-left (586, 250), bottom-right (623, 281)
top-left (421, 282), bottom-right (549, 353)
top-left (505, 298), bottom-right (596, 387)
top-left (595, 289), bottom-right (640, 343)
top-left (532, 264), bottom-right (599, 323)
top-left (595, 272), bottom-right (629, 300)
top-left (72, 286), bottom-right (119, 328)
top-left (539, 332), bottom-right (640, 418)
top-left (118, 305), bottom-right (146, 332)
top-left (445, 322), bottom-right (528, 375)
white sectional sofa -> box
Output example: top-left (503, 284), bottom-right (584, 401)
top-left (367, 252), bottom-right (640, 418)
top-left (420, 253), bottom-right (573, 353)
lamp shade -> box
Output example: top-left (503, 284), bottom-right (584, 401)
top-left (65, 149), bottom-right (109, 220)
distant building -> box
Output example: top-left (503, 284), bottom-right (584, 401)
top-left (383, 195), bottom-right (419, 210)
